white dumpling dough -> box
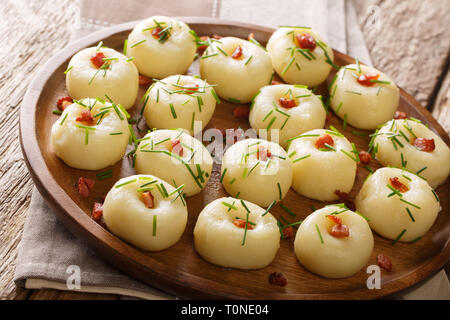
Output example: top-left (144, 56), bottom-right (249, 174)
top-left (143, 75), bottom-right (216, 134)
top-left (249, 84), bottom-right (326, 148)
top-left (200, 37), bottom-right (273, 103)
top-left (287, 129), bottom-right (357, 201)
top-left (50, 98), bottom-right (130, 170)
top-left (66, 47), bottom-right (138, 109)
top-left (294, 205), bottom-right (374, 278)
top-left (355, 167), bottom-right (441, 242)
top-left (330, 64), bottom-right (399, 130)
top-left (267, 27), bottom-right (334, 87)
top-left (135, 129), bottom-right (213, 197)
top-left (126, 16), bottom-right (196, 78)
top-left (221, 139), bottom-right (293, 207)
top-left (194, 197), bottom-right (280, 269)
top-left (373, 119), bottom-right (450, 188)
top-left (103, 175), bottom-right (188, 251)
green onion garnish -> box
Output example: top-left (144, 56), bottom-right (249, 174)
top-left (262, 200), bottom-right (277, 217)
top-left (315, 224), bottom-right (324, 244)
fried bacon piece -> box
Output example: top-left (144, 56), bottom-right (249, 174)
top-left (329, 224), bottom-right (350, 238)
top-left (377, 254), bottom-right (392, 272)
top-left (315, 134), bottom-right (334, 149)
top-left (296, 33), bottom-right (316, 50)
top-left (233, 106), bottom-right (250, 119)
top-left (141, 191), bottom-right (155, 209)
top-left (138, 75), bottom-right (152, 87)
top-left (77, 177), bottom-right (95, 198)
top-left (269, 272), bottom-right (287, 287)
top-left (151, 27), bottom-right (162, 39)
top-left (197, 36), bottom-right (209, 52)
top-left (279, 97), bottom-right (297, 109)
top-left (92, 202), bottom-right (103, 222)
top-left (282, 226), bottom-right (294, 239)
top-left (271, 80), bottom-right (283, 85)
top-left (171, 139), bottom-right (183, 156)
top-left (184, 84), bottom-right (199, 94)
top-left (211, 34), bottom-right (222, 40)
top-left (248, 33), bottom-right (255, 41)
top-left (233, 218), bottom-right (254, 230)
top-left (57, 96), bottom-right (73, 111)
top-left (394, 111), bottom-right (407, 119)
top-left (357, 73), bottom-right (379, 87)
top-left (90, 52), bottom-right (106, 69)
top-left (389, 177), bottom-right (409, 193)
top-left (326, 214), bottom-right (342, 225)
top-left (257, 146), bottom-right (272, 161)
top-left (359, 151), bottom-right (372, 164)
top-left (231, 45), bottom-right (243, 59)
top-left (76, 109), bottom-right (95, 125)
top-left (413, 138), bottom-right (435, 152)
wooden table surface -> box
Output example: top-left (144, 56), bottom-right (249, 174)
top-left (1, 0), bottom-right (449, 300)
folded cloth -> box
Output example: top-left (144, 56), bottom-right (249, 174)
top-left (15, 0), bottom-right (448, 299)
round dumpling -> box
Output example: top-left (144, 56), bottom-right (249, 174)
top-left (199, 36), bottom-right (273, 103)
top-left (267, 27), bottom-right (334, 87)
top-left (355, 167), bottom-right (441, 242)
top-left (329, 64), bottom-right (399, 129)
top-left (294, 205), bottom-right (374, 278)
top-left (194, 197), bottom-right (280, 269)
top-left (103, 175), bottom-right (188, 251)
top-left (143, 75), bottom-right (217, 134)
top-left (220, 138), bottom-right (293, 207)
top-left (135, 129), bottom-right (213, 197)
top-left (287, 128), bottom-right (357, 201)
top-left (50, 98), bottom-right (130, 170)
top-left (126, 16), bottom-right (196, 78)
top-left (372, 119), bottom-right (450, 188)
top-left (249, 84), bottom-right (326, 148)
top-left (65, 46), bottom-right (138, 109)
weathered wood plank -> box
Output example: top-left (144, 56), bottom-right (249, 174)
top-left (28, 289), bottom-right (119, 300)
top-left (433, 69), bottom-right (450, 135)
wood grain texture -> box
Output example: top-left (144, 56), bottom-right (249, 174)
top-left (433, 69), bottom-right (450, 135)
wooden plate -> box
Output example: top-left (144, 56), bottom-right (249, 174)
top-left (20, 17), bottom-right (450, 299)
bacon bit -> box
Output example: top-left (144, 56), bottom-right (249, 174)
top-left (413, 138), bottom-right (435, 152)
top-left (77, 177), bottom-right (95, 198)
top-left (211, 34), bottom-right (222, 40)
top-left (394, 111), bottom-right (407, 119)
top-left (171, 139), bottom-right (183, 156)
top-left (359, 151), bottom-right (372, 164)
top-left (377, 254), bottom-right (392, 272)
top-left (315, 134), bottom-right (334, 149)
top-left (271, 80), bottom-right (283, 85)
top-left (269, 272), bottom-right (287, 287)
top-left (233, 106), bottom-right (250, 118)
top-left (389, 177), bottom-right (409, 193)
top-left (197, 36), bottom-right (209, 52)
top-left (282, 226), bottom-right (294, 239)
top-left (141, 191), bottom-right (155, 209)
top-left (279, 97), bottom-right (297, 108)
top-left (138, 75), bottom-right (152, 87)
top-left (329, 224), bottom-right (350, 238)
top-left (296, 33), bottom-right (316, 50)
top-left (57, 96), bottom-right (73, 111)
top-left (76, 109), bottom-right (95, 125)
top-left (231, 46), bottom-right (243, 59)
top-left (90, 52), bottom-right (106, 69)
top-left (151, 27), bottom-right (162, 39)
top-left (357, 73), bottom-right (380, 87)
top-left (257, 147), bottom-right (272, 161)
top-left (233, 218), bottom-right (254, 230)
top-left (327, 214), bottom-right (342, 225)
top-left (184, 84), bottom-right (199, 94)
top-left (334, 190), bottom-right (356, 211)
top-left (92, 202), bottom-right (103, 222)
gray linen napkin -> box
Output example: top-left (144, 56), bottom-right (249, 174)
top-left (15, 0), bottom-right (449, 299)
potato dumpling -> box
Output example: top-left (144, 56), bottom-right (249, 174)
top-left (372, 119), bottom-right (450, 188)
top-left (200, 36), bottom-right (273, 103)
top-left (135, 129), bottom-right (213, 197)
top-left (355, 167), bottom-right (441, 242)
top-left (50, 98), bottom-right (130, 170)
top-left (287, 129), bottom-right (357, 201)
top-left (127, 16), bottom-right (196, 78)
top-left (267, 27), bottom-right (334, 87)
top-left (143, 75), bottom-right (217, 134)
top-left (329, 64), bottom-right (399, 130)
top-left (249, 84), bottom-right (326, 148)
top-left (65, 47), bottom-right (139, 109)
top-left (194, 197), bottom-right (280, 269)
top-left (220, 138), bottom-right (293, 207)
top-left (294, 205), bottom-right (374, 278)
top-left (103, 175), bottom-right (188, 251)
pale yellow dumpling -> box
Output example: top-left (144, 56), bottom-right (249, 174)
top-left (194, 197), bottom-right (280, 269)
top-left (103, 175), bottom-right (187, 251)
top-left (294, 205), bottom-right (374, 278)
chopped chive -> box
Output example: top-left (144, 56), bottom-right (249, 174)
top-left (131, 39), bottom-right (146, 48)
top-left (228, 98), bottom-right (241, 104)
top-left (315, 224), bottom-right (324, 244)
top-left (345, 90), bottom-right (362, 95)
top-left (169, 103), bottom-right (177, 118)
top-left (409, 236), bottom-right (422, 244)
top-left (122, 39), bottom-right (128, 55)
top-left (269, 72), bottom-right (275, 85)
top-left (196, 95), bottom-right (203, 112)
top-left (281, 57), bottom-right (295, 75)
top-left (240, 199), bottom-right (250, 213)
top-left (398, 130), bottom-right (410, 142)
top-left (168, 184), bottom-right (185, 197)
top-left (216, 46), bottom-right (228, 56)
top-left (401, 153), bottom-right (407, 168)
top-left (392, 229), bottom-right (407, 245)
top-left (370, 79), bottom-right (391, 84)
top-left (343, 114), bottom-right (348, 129)
top-left (340, 149), bottom-right (358, 162)
top-left (266, 117), bottom-right (277, 130)
top-left (277, 182), bottom-right (282, 200)
top-left (324, 143), bottom-right (336, 151)
top-left (280, 204), bottom-right (296, 217)
top-left (400, 198), bottom-right (421, 209)
top-left (355, 57), bottom-right (361, 73)
top-left (109, 132), bottom-right (123, 136)
top-left (115, 179), bottom-right (136, 188)
top-left (293, 154), bottom-right (311, 163)
top-left (155, 137), bottom-right (170, 146)
top-left (222, 201), bottom-right (238, 210)
top-left (431, 189), bottom-right (439, 202)
top-left (352, 130), bottom-right (368, 136)
top-left (406, 207), bottom-right (415, 222)
top-left (416, 166), bottom-right (427, 175)
top-left (64, 66), bottom-right (73, 74)
top-left (336, 102), bottom-right (343, 114)
top-left (152, 215), bottom-right (157, 236)
top-left (244, 55), bottom-right (253, 65)
top-left (220, 168), bottom-right (227, 183)
top-left (59, 113), bottom-right (68, 125)
top-left (387, 184), bottom-right (403, 197)
top-left (310, 205), bottom-right (317, 212)
top-left (262, 200), bottom-right (277, 217)
top-left (241, 210), bottom-right (250, 246)
top-left (288, 150), bottom-right (297, 158)
top-left (247, 162), bottom-right (260, 177)
top-left (230, 178), bottom-right (236, 184)
top-left (201, 53), bottom-right (219, 59)
top-left (211, 89), bottom-right (221, 104)
top-left (52, 110), bottom-right (62, 115)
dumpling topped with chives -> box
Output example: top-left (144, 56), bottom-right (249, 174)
top-left (126, 16), bottom-right (197, 78)
top-left (355, 167), bottom-right (441, 242)
top-left (103, 174), bottom-right (188, 251)
top-left (199, 36), bottom-right (273, 104)
top-left (371, 118), bottom-right (450, 188)
top-left (135, 129), bottom-right (213, 197)
top-left (142, 75), bottom-right (218, 134)
top-left (287, 128), bottom-right (357, 201)
top-left (249, 84), bottom-right (326, 148)
top-left (329, 63), bottom-right (399, 130)
top-left (65, 46), bottom-right (139, 109)
top-left (266, 26), bottom-right (334, 87)
top-left (50, 98), bottom-right (130, 170)
top-left (194, 197), bottom-right (280, 269)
